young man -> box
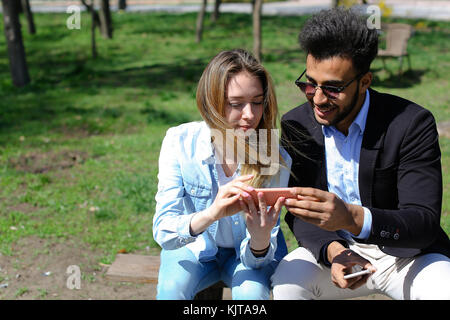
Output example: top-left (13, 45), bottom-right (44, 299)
top-left (272, 8), bottom-right (450, 299)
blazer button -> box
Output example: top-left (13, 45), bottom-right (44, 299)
top-left (393, 233), bottom-right (399, 240)
top-left (380, 231), bottom-right (386, 237)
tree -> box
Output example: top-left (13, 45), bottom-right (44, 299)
top-left (211, 0), bottom-right (221, 22)
top-left (81, 0), bottom-right (99, 58)
top-left (196, 0), bottom-right (207, 43)
top-left (118, 0), bottom-right (127, 11)
top-left (81, 0), bottom-right (112, 40)
top-left (21, 0), bottom-right (36, 34)
top-left (252, 0), bottom-right (262, 61)
top-left (98, 0), bottom-right (113, 39)
top-left (1, 0), bottom-right (30, 87)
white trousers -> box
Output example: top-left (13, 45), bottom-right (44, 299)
top-left (271, 242), bottom-right (450, 300)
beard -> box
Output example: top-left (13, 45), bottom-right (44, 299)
top-left (309, 83), bottom-right (360, 128)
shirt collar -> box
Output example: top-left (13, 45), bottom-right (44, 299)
top-left (198, 122), bottom-right (243, 175)
top-left (197, 121), bottom-right (216, 164)
top-left (322, 89), bottom-right (370, 137)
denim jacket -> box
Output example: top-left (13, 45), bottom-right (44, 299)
top-left (153, 121), bottom-right (291, 269)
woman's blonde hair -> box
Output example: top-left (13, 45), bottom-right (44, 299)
top-left (196, 49), bottom-right (284, 188)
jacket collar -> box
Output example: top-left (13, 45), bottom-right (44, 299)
top-left (197, 121), bottom-right (216, 164)
top-left (197, 122), bottom-right (243, 178)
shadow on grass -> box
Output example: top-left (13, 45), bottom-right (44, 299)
top-left (371, 68), bottom-right (427, 88)
top-left (0, 57), bottom-right (206, 142)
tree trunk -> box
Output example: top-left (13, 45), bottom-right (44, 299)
top-left (211, 0), bottom-right (221, 22)
top-left (80, 0), bottom-right (99, 58)
top-left (1, 0), bottom-right (30, 87)
top-left (118, 0), bottom-right (126, 10)
top-left (196, 0), bottom-right (207, 43)
top-left (91, 3), bottom-right (97, 58)
top-left (98, 0), bottom-right (113, 39)
top-left (252, 0), bottom-right (262, 61)
top-left (21, 0), bottom-right (36, 34)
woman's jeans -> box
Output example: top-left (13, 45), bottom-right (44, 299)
top-left (157, 246), bottom-right (276, 300)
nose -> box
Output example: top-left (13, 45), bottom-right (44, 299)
top-left (312, 87), bottom-right (329, 105)
top-left (241, 102), bottom-right (255, 121)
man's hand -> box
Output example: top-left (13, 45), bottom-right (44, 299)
top-left (328, 242), bottom-right (376, 290)
top-left (284, 187), bottom-right (364, 235)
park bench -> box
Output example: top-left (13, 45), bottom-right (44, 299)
top-left (105, 254), bottom-right (226, 299)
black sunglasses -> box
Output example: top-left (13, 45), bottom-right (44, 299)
top-left (295, 69), bottom-right (363, 99)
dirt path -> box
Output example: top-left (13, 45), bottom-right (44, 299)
top-left (0, 236), bottom-right (392, 300)
top-left (0, 236), bottom-right (156, 300)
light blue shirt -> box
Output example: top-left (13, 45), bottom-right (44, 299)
top-left (322, 89), bottom-right (372, 240)
top-left (153, 121), bottom-right (291, 269)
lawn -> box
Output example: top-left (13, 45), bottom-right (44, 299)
top-left (0, 11), bottom-right (449, 261)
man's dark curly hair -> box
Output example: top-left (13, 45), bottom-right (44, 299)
top-left (299, 7), bottom-right (379, 74)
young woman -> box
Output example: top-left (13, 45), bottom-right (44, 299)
top-left (153, 49), bottom-right (292, 300)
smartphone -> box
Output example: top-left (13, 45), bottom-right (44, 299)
top-left (343, 269), bottom-right (372, 280)
top-left (248, 187), bottom-right (296, 206)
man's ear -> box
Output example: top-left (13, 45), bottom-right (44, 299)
top-left (360, 72), bottom-right (373, 91)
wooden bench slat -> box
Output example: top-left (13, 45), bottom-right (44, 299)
top-left (105, 253), bottom-right (226, 299)
top-left (105, 254), bottom-right (160, 284)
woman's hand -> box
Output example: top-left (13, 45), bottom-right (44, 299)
top-left (189, 175), bottom-right (254, 236)
top-left (209, 174), bottom-right (256, 220)
top-left (239, 191), bottom-right (285, 252)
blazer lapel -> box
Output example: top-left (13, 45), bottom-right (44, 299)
top-left (359, 89), bottom-right (385, 207)
top-left (308, 111), bottom-right (328, 191)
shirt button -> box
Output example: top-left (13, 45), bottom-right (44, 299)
top-left (234, 221), bottom-right (239, 225)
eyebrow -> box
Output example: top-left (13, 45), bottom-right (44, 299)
top-left (305, 74), bottom-right (345, 86)
top-left (227, 93), bottom-right (264, 99)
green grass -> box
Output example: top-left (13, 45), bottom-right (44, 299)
top-left (0, 12), bottom-right (449, 258)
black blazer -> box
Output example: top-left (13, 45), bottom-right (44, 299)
top-left (281, 88), bottom-right (450, 261)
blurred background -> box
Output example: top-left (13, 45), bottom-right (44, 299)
top-left (0, 0), bottom-right (449, 299)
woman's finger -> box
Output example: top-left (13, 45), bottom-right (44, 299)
top-left (221, 186), bottom-right (249, 199)
top-left (239, 198), bottom-right (249, 214)
top-left (222, 193), bottom-right (241, 207)
top-left (235, 174), bottom-right (254, 182)
top-left (232, 181), bottom-right (255, 193)
top-left (257, 192), bottom-right (267, 214)
top-left (272, 197), bottom-right (285, 219)
top-left (244, 193), bottom-right (259, 217)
